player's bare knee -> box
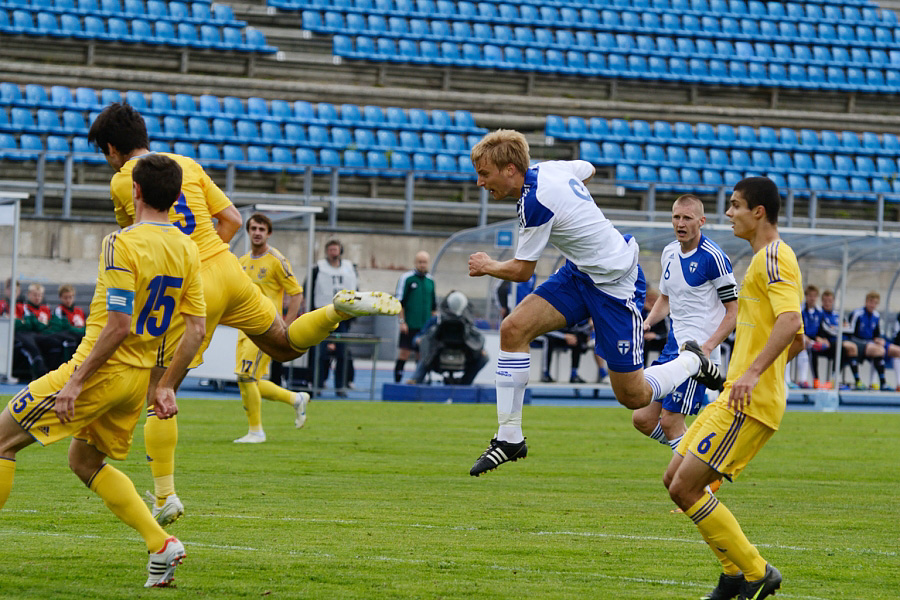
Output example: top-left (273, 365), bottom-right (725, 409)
top-left (632, 409), bottom-right (655, 434)
top-left (499, 316), bottom-right (530, 349)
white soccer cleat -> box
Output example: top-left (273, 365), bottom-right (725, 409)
top-left (333, 290), bottom-right (401, 317)
top-left (145, 536), bottom-right (186, 588)
top-left (234, 431), bottom-right (266, 444)
top-left (147, 492), bottom-right (184, 527)
top-left (293, 392), bottom-right (310, 428)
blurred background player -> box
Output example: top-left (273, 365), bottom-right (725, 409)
top-left (0, 154), bottom-right (205, 587)
top-left (306, 239), bottom-right (359, 397)
top-left (394, 250), bottom-right (437, 383)
top-left (634, 194), bottom-right (737, 458)
top-left (233, 213), bottom-right (309, 443)
top-left (89, 104), bottom-right (400, 525)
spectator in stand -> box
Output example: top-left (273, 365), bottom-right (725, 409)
top-left (811, 290), bottom-right (840, 388)
top-left (394, 251), bottom-right (437, 383)
top-left (843, 291), bottom-right (890, 390)
top-left (795, 285), bottom-right (824, 388)
top-left (13, 283), bottom-right (54, 380)
top-left (494, 274), bottom-right (537, 321)
top-left (642, 287), bottom-right (668, 366)
top-left (0, 279), bottom-right (21, 316)
top-left (540, 319), bottom-right (592, 384)
top-left (49, 284), bottom-right (86, 363)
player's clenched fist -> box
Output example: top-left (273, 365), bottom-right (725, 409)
top-left (469, 252), bottom-right (492, 277)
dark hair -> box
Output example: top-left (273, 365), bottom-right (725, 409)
top-left (87, 102), bottom-right (149, 156)
top-left (326, 239), bottom-right (343, 254)
top-left (246, 212), bottom-right (273, 233)
top-left (733, 176), bottom-right (780, 225)
top-left (132, 154), bottom-right (182, 212)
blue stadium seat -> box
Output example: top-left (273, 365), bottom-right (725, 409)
top-left (174, 93), bottom-right (196, 115)
top-left (173, 141), bottom-right (196, 159)
top-left (813, 154), bottom-right (834, 173)
top-left (854, 156), bottom-right (875, 175)
top-left (211, 118), bottom-right (236, 142)
top-left (61, 110), bottom-right (86, 133)
top-left (787, 173), bottom-right (808, 194)
top-left (149, 91), bottom-right (171, 114)
top-left (579, 141), bottom-right (602, 163)
top-left (792, 152), bottom-right (813, 172)
top-left (163, 115), bottom-right (186, 139)
top-left (623, 143), bottom-right (644, 163)
top-left (687, 147), bottom-right (707, 165)
top-left (778, 127), bottom-right (798, 150)
top-left (413, 152), bottom-right (433, 172)
top-left (11, 108), bottom-right (36, 133)
top-left (702, 170), bottom-right (723, 187)
top-left (751, 150), bottom-right (771, 169)
top-left (45, 135), bottom-right (70, 162)
top-left (709, 148), bottom-right (728, 166)
top-left (37, 109), bottom-right (63, 134)
top-left (601, 142), bottom-right (622, 161)
top-left (772, 152), bottom-right (792, 171)
top-left (187, 118), bottom-right (211, 141)
top-left (390, 150), bottom-right (410, 171)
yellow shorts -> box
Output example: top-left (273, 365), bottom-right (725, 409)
top-left (234, 331), bottom-right (271, 381)
top-left (157, 251), bottom-right (278, 368)
top-left (676, 402), bottom-right (775, 481)
top-left (7, 360), bottom-right (150, 460)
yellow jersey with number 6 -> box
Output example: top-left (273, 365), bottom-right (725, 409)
top-left (109, 152), bottom-right (232, 262)
top-left (719, 240), bottom-right (802, 430)
top-left (73, 222), bottom-right (206, 369)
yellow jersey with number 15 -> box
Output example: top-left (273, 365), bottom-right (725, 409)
top-left (73, 222), bottom-right (206, 369)
top-left (109, 152), bottom-right (233, 262)
top-left (719, 240), bottom-right (802, 431)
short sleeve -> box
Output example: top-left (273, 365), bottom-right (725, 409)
top-left (110, 172), bottom-right (135, 227)
top-left (276, 254), bottom-right (303, 296)
top-left (101, 232), bottom-right (137, 314)
top-left (766, 243), bottom-right (802, 319)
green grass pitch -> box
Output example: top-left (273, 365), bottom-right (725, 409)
top-left (0, 398), bottom-right (897, 599)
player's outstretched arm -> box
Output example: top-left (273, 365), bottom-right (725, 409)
top-left (154, 314), bottom-right (205, 419)
top-left (469, 253), bottom-right (536, 282)
top-left (54, 311), bottom-right (130, 424)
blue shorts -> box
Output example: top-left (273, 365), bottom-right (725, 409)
top-left (534, 260), bottom-right (645, 373)
top-left (652, 345), bottom-right (709, 415)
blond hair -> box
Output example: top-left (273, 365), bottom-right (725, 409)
top-left (58, 283), bottom-right (75, 297)
top-left (470, 129), bottom-right (530, 174)
top-left (673, 193), bottom-right (705, 216)
top-left (27, 283), bottom-right (44, 295)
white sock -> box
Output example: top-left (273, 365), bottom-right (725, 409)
top-left (644, 352), bottom-right (701, 401)
top-left (495, 351), bottom-right (529, 443)
top-left (667, 434), bottom-right (683, 452)
top-left (649, 422), bottom-right (668, 445)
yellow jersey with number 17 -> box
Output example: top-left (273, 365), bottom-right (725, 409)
top-left (238, 247), bottom-right (304, 309)
top-left (109, 152), bottom-right (232, 262)
top-left (73, 222), bottom-right (206, 369)
top-left (719, 239), bottom-right (802, 431)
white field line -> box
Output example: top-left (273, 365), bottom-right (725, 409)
top-left (0, 528), bottom-right (832, 600)
top-left (5, 509), bottom-right (896, 559)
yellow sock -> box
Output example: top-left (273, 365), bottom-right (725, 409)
top-left (258, 379), bottom-right (295, 405)
top-left (238, 380), bottom-right (263, 428)
top-left (89, 464), bottom-right (168, 553)
top-left (287, 306), bottom-right (341, 351)
top-left (0, 457), bottom-right (15, 509)
top-left (144, 409), bottom-right (177, 501)
top-left (685, 492), bottom-right (767, 580)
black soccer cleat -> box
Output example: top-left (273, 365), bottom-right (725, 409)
top-left (681, 340), bottom-right (726, 392)
top-left (470, 437), bottom-right (527, 476)
top-left (702, 572), bottom-right (745, 600)
top-left (738, 564), bottom-right (782, 600)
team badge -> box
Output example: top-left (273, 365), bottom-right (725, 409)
top-left (672, 391), bottom-right (683, 405)
top-left (689, 261), bottom-right (698, 273)
top-left (258, 267), bottom-right (267, 280)
top-left (617, 340), bottom-right (631, 355)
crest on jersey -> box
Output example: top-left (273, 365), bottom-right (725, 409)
top-left (617, 340), bottom-right (631, 355)
top-left (689, 261), bottom-right (698, 273)
top-left (672, 391), bottom-right (683, 405)
top-left (258, 267), bottom-right (267, 280)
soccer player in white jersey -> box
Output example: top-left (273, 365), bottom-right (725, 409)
top-left (467, 130), bottom-right (725, 476)
top-left (634, 194), bottom-right (738, 458)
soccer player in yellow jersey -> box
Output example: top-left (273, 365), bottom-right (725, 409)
top-left (0, 154), bottom-right (205, 587)
top-left (88, 103), bottom-right (400, 525)
top-left (234, 213), bottom-right (309, 443)
top-left (665, 177), bottom-right (805, 600)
